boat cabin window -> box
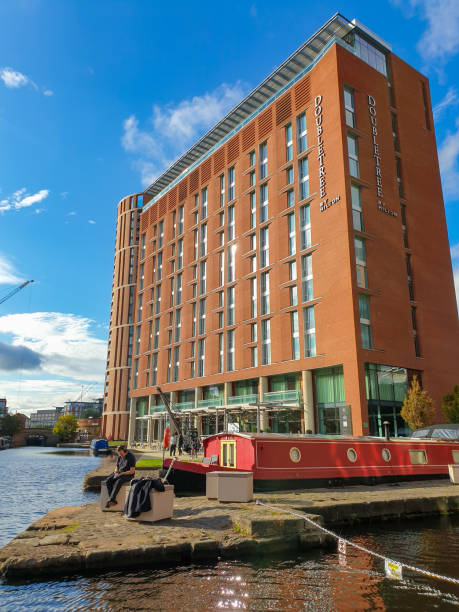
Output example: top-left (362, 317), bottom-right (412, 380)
top-left (411, 429), bottom-right (429, 438)
top-left (220, 440), bottom-right (236, 468)
top-left (289, 447), bottom-right (301, 463)
top-left (381, 448), bottom-right (391, 462)
top-left (409, 450), bottom-right (427, 464)
top-left (452, 450), bottom-right (459, 463)
top-left (347, 448), bottom-right (357, 463)
top-left (431, 428), bottom-right (458, 440)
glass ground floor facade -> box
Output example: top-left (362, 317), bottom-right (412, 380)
top-left (131, 362), bottom-right (414, 443)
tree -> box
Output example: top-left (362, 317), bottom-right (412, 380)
top-left (53, 414), bottom-right (78, 442)
top-left (0, 414), bottom-right (23, 437)
top-left (442, 385), bottom-right (459, 424)
top-left (401, 375), bottom-right (435, 431)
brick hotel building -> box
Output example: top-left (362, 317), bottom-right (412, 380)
top-left (102, 14), bottom-right (459, 444)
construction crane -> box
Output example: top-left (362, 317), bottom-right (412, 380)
top-left (0, 280), bottom-right (34, 306)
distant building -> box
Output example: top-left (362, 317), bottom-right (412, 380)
top-left (0, 398), bottom-right (7, 419)
top-left (27, 409), bottom-right (60, 429)
top-left (77, 417), bottom-right (101, 438)
top-left (63, 398), bottom-right (103, 419)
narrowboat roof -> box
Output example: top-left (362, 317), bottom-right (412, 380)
top-left (203, 433), bottom-right (459, 444)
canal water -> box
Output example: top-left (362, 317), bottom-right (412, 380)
top-left (0, 446), bottom-right (458, 610)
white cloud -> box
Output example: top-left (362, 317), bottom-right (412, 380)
top-left (88, 219), bottom-right (96, 224)
top-left (43, 89), bottom-right (53, 96)
top-left (121, 81), bottom-right (249, 186)
top-left (0, 188), bottom-right (49, 213)
top-left (0, 67), bottom-right (33, 89)
top-left (433, 87), bottom-right (459, 120)
top-left (393, 1), bottom-right (459, 63)
top-left (0, 253), bottom-right (24, 285)
top-left (68, 211), bottom-right (76, 216)
top-left (0, 312), bottom-right (107, 382)
top-left (438, 118), bottom-right (459, 198)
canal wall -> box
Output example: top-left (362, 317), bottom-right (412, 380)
top-left (0, 480), bottom-right (458, 582)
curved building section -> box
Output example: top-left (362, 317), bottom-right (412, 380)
top-left (102, 193), bottom-right (143, 440)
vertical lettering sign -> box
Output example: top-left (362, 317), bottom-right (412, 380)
top-left (368, 95), bottom-right (397, 217)
top-left (317, 95), bottom-right (340, 212)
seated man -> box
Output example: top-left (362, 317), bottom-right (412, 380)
top-left (104, 445), bottom-right (136, 508)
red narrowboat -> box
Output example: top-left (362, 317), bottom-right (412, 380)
top-left (162, 433), bottom-right (459, 492)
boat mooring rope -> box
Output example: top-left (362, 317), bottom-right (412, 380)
top-left (255, 500), bottom-right (459, 586)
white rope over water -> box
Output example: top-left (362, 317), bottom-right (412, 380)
top-left (255, 500), bottom-right (459, 586)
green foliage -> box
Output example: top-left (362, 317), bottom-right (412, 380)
top-left (82, 408), bottom-right (100, 419)
top-left (53, 414), bottom-right (78, 441)
top-left (0, 414), bottom-right (23, 436)
top-left (442, 385), bottom-right (459, 424)
top-left (401, 375), bottom-right (435, 431)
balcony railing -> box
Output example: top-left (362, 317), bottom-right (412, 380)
top-left (172, 402), bottom-right (194, 412)
top-left (227, 394), bottom-right (259, 406)
top-left (263, 390), bottom-right (301, 404)
top-left (198, 398), bottom-right (223, 408)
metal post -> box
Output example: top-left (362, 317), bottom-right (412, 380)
top-left (223, 408), bottom-right (227, 433)
top-left (256, 404), bottom-right (260, 433)
top-left (215, 408), bottom-right (219, 434)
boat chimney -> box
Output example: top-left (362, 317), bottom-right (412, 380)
top-left (383, 421), bottom-right (390, 441)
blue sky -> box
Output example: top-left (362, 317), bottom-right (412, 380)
top-left (0, 0), bottom-right (458, 415)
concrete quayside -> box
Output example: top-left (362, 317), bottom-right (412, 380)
top-left (1, 480), bottom-right (458, 583)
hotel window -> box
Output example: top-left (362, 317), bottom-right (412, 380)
top-left (299, 204), bottom-right (311, 250)
top-left (227, 244), bottom-right (236, 283)
top-left (286, 165), bottom-right (294, 186)
top-left (406, 254), bottom-right (414, 301)
top-left (219, 210), bottom-right (224, 227)
top-left (218, 231), bottom-right (224, 247)
top-left (218, 333), bottom-right (224, 373)
top-left (172, 210), bottom-right (176, 239)
top-left (157, 251), bottom-right (163, 281)
top-left (291, 311), bottom-right (300, 360)
top-left (260, 227), bottom-right (269, 268)
top-left (198, 298), bottom-right (206, 335)
top-left (220, 174), bottom-right (225, 207)
top-left (261, 319), bottom-right (271, 365)
top-left (177, 205), bottom-right (184, 235)
top-left (227, 329), bottom-right (235, 372)
top-left (140, 233), bottom-right (146, 260)
top-left (391, 113), bottom-right (400, 153)
top-left (298, 157), bottom-right (309, 200)
top-left (177, 238), bottom-right (183, 270)
top-left (289, 259), bottom-right (297, 281)
top-left (128, 249), bottom-right (135, 284)
top-left (289, 284), bottom-right (298, 306)
top-left (259, 141), bottom-right (268, 179)
top-left (285, 123), bottom-right (293, 161)
top-left (250, 254), bottom-right (257, 273)
top-left (260, 271), bottom-right (270, 315)
top-left (193, 229), bottom-right (198, 261)
top-left (135, 325), bottom-right (141, 355)
top-left (137, 293), bottom-right (143, 321)
top-left (145, 355), bottom-right (150, 388)
top-left (218, 290), bottom-right (224, 308)
top-left (412, 306), bottom-right (421, 357)
top-left (395, 157), bottom-right (404, 197)
top-left (169, 277), bottom-right (175, 308)
top-left (227, 204), bottom-right (235, 241)
top-left (193, 210), bottom-right (198, 225)
top-left (351, 183), bottom-right (363, 231)
top-left (301, 254), bottom-right (313, 302)
top-left (219, 251), bottom-right (224, 287)
top-left (401, 204), bottom-right (409, 248)
top-left (176, 273), bottom-right (182, 305)
top-left (250, 170), bottom-right (256, 187)
top-left (228, 166), bottom-right (235, 202)
top-left (218, 310), bottom-right (224, 329)
top-left (174, 308), bottom-right (181, 343)
top-left (288, 213), bottom-right (296, 255)
top-left (200, 223), bottom-right (207, 256)
top-left (139, 263), bottom-right (144, 290)
top-left (287, 189), bottom-right (294, 209)
top-left (355, 237), bottom-right (368, 288)
top-left (359, 293), bottom-right (372, 349)
top-left (190, 360), bottom-right (195, 378)
top-left (303, 306), bottom-right (316, 357)
top-left (199, 261), bottom-right (206, 295)
top-left (201, 187), bottom-right (208, 219)
top-left (260, 183), bottom-right (268, 222)
top-left (173, 346), bottom-right (180, 382)
top-left (249, 150), bottom-right (256, 167)
top-left (344, 87), bottom-right (355, 128)
top-left (251, 346), bottom-right (258, 367)
top-left (155, 283), bottom-right (161, 314)
top-left (167, 348), bottom-right (172, 382)
top-left (251, 277), bottom-right (257, 317)
top-left (251, 322), bottom-right (257, 342)
top-left (191, 302), bottom-right (197, 336)
top-left (158, 220), bottom-right (164, 248)
top-left (347, 133), bottom-right (359, 178)
top-left (250, 191), bottom-right (256, 228)
top-left (128, 286), bottom-right (134, 322)
top-left (133, 359), bottom-right (139, 390)
top-left (250, 232), bottom-right (256, 251)
top-left (297, 112), bottom-right (307, 154)
top-left (148, 320), bottom-right (152, 351)
top-left (151, 353), bottom-right (158, 386)
top-left (227, 286), bottom-right (235, 325)
top-left (197, 339), bottom-right (205, 377)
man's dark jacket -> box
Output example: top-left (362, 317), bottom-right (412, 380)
top-left (123, 477), bottom-right (165, 518)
